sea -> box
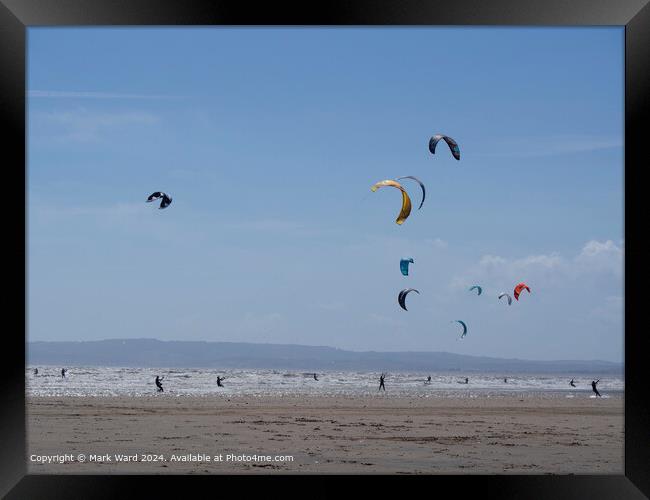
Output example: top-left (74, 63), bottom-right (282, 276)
top-left (26, 366), bottom-right (625, 399)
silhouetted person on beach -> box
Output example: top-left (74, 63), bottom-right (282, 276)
top-left (426, 376), bottom-right (431, 385)
top-left (379, 373), bottom-right (386, 391)
top-left (504, 378), bottom-right (508, 383)
top-left (61, 368), bottom-right (66, 378)
top-left (313, 373), bottom-right (319, 381)
top-left (34, 368), bottom-right (38, 376)
top-left (570, 378), bottom-right (576, 387)
top-left (464, 377), bottom-right (469, 384)
top-left (591, 379), bottom-right (601, 397)
top-left (155, 376), bottom-right (164, 392)
top-left (217, 376), bottom-right (224, 387)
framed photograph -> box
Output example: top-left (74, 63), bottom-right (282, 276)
top-left (1, 0), bottom-right (648, 497)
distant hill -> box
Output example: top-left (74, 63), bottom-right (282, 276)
top-left (27, 339), bottom-right (623, 374)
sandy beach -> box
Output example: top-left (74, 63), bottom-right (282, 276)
top-left (27, 394), bottom-right (624, 474)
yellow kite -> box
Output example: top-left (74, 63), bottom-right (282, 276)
top-left (370, 180), bottom-right (412, 225)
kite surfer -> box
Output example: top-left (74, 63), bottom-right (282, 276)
top-left (591, 380), bottom-right (601, 397)
top-left (155, 375), bottom-right (164, 392)
top-left (379, 373), bottom-right (386, 391)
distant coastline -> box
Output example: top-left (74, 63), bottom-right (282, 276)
top-left (27, 339), bottom-right (623, 374)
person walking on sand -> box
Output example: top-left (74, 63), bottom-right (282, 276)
top-left (591, 379), bottom-right (601, 397)
top-left (155, 375), bottom-right (164, 392)
top-left (378, 373), bottom-right (386, 391)
top-left (61, 368), bottom-right (66, 378)
top-left (570, 378), bottom-right (576, 387)
top-left (217, 376), bottom-right (225, 387)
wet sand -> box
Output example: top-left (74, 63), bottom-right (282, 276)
top-left (27, 394), bottom-right (624, 474)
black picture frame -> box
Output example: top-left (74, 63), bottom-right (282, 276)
top-left (1, 0), bottom-right (647, 497)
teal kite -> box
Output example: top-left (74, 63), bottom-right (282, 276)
top-left (400, 258), bottom-right (414, 276)
top-left (452, 320), bottom-right (468, 339)
top-left (469, 285), bottom-right (482, 296)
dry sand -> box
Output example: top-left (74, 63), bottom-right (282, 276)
top-left (27, 394), bottom-right (624, 474)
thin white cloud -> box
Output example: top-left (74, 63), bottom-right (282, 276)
top-left (509, 253), bottom-right (563, 271)
top-left (468, 252), bottom-right (563, 286)
top-left (28, 90), bottom-right (182, 100)
top-left (577, 239), bottom-right (623, 260)
top-left (482, 135), bottom-right (623, 158)
top-left (479, 255), bottom-right (508, 267)
top-left (33, 108), bottom-right (160, 142)
top-left (44, 109), bottom-right (159, 127)
top-left (31, 201), bottom-right (148, 219)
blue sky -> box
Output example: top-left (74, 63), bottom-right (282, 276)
top-left (27, 27), bottom-right (624, 361)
